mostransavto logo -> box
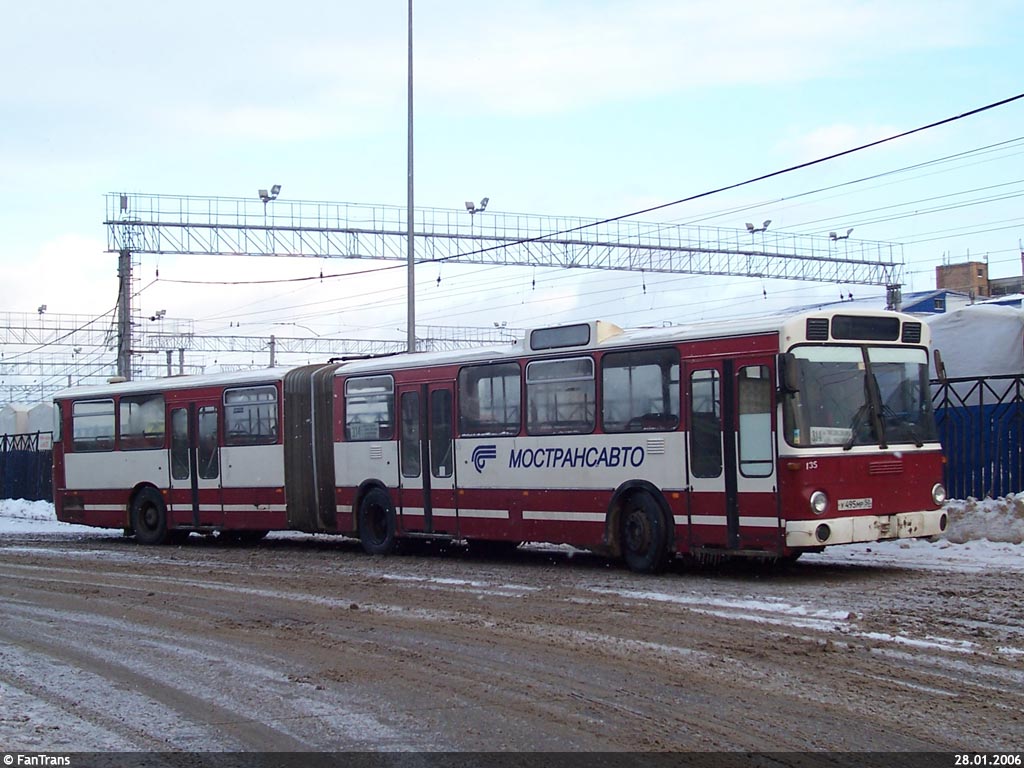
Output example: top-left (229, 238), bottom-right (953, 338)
top-left (472, 444), bottom-right (498, 473)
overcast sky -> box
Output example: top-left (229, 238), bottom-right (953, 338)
top-left (2, 1), bottom-right (1023, 371)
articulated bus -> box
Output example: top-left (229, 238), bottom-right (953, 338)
top-left (52, 309), bottom-right (948, 572)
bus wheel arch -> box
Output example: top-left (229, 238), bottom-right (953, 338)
top-left (357, 484), bottom-right (397, 556)
top-left (607, 482), bottom-right (674, 574)
top-left (130, 485), bottom-right (169, 546)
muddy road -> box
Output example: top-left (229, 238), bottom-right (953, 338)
top-left (1, 531), bottom-right (1022, 752)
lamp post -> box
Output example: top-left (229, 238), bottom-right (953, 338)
top-left (406, 0), bottom-right (416, 353)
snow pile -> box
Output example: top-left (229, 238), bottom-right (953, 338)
top-left (1, 498), bottom-right (59, 523)
top-left (943, 494), bottom-right (1024, 544)
top-left (0, 499), bottom-right (98, 535)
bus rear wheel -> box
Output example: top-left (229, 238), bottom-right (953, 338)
top-left (131, 488), bottom-right (169, 546)
top-left (620, 492), bottom-right (670, 574)
top-left (359, 488), bottom-right (397, 555)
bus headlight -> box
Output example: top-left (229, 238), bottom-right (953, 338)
top-left (931, 483), bottom-right (947, 505)
top-left (809, 491), bottom-right (828, 515)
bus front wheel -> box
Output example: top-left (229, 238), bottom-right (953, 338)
top-left (620, 492), bottom-right (670, 574)
top-left (359, 488), bottom-right (397, 556)
top-left (131, 488), bottom-right (169, 546)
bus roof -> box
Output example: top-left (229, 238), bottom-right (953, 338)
top-left (328, 308), bottom-right (928, 377)
top-left (51, 367), bottom-right (293, 401)
top-left (50, 308), bottom-right (928, 400)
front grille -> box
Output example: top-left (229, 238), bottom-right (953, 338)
top-left (869, 460), bottom-right (903, 475)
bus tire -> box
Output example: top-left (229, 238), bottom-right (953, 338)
top-left (131, 488), bottom-right (169, 546)
top-left (620, 492), bottom-right (669, 574)
top-left (359, 488), bottom-right (397, 555)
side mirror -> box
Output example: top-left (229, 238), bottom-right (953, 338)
top-left (933, 348), bottom-right (948, 383)
top-left (778, 353), bottom-right (800, 393)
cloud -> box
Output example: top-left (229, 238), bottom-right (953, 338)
top-left (7, 235), bottom-right (114, 316)
top-left (404, 0), bottom-right (1000, 115)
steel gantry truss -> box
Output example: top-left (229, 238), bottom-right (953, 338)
top-left (97, 191), bottom-right (905, 382)
top-left (107, 193), bottom-right (904, 288)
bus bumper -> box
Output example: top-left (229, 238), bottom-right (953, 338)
top-left (785, 508), bottom-right (948, 548)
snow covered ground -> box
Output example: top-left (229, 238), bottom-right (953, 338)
top-left (2, 495), bottom-right (1021, 572)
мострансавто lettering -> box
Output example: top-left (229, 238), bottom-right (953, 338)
top-left (509, 445), bottom-right (644, 470)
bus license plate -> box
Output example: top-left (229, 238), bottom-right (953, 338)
top-left (838, 497), bottom-right (873, 511)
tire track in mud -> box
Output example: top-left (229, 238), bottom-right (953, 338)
top-left (0, 617), bottom-right (319, 751)
top-left (2, 535), bottom-right (1023, 750)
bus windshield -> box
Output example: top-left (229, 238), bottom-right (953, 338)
top-left (782, 345), bottom-right (938, 448)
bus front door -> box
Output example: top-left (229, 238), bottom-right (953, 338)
top-left (168, 402), bottom-right (224, 531)
top-left (686, 358), bottom-right (779, 552)
top-left (397, 383), bottom-right (457, 536)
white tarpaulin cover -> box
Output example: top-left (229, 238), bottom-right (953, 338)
top-left (927, 304), bottom-right (1024, 378)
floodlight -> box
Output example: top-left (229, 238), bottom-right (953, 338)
top-left (259, 185), bottom-right (281, 205)
top-left (745, 222), bottom-right (755, 232)
top-left (466, 196), bottom-right (490, 215)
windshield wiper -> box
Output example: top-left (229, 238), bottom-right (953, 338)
top-left (844, 365), bottom-right (888, 451)
top-left (865, 371), bottom-right (888, 450)
top-left (843, 403), bottom-right (870, 451)
top-left (881, 405), bottom-right (924, 447)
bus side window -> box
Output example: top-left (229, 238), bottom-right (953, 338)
top-left (198, 406), bottom-right (219, 479)
top-left (526, 357), bottom-right (595, 435)
top-left (690, 370), bottom-right (722, 477)
top-left (602, 347), bottom-right (680, 433)
top-left (401, 391), bottom-right (421, 477)
top-left (171, 408), bottom-right (189, 480)
top-left (72, 399), bottom-right (115, 452)
top-left (344, 375), bottom-right (395, 441)
top-left (430, 389), bottom-right (453, 478)
top-left (120, 394), bottom-right (166, 450)
top-left (738, 365), bottom-right (773, 477)
top-left (224, 385), bottom-right (279, 445)
top-left (457, 363), bottom-right (521, 437)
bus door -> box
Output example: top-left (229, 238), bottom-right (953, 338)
top-left (168, 401), bottom-right (224, 530)
top-left (686, 358), bottom-right (778, 551)
top-left (397, 383), bottom-right (457, 536)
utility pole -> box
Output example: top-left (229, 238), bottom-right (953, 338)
top-left (406, 0), bottom-right (416, 353)
top-left (117, 248), bottom-right (133, 380)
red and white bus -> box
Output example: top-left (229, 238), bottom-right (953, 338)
top-left (52, 308), bottom-right (948, 572)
